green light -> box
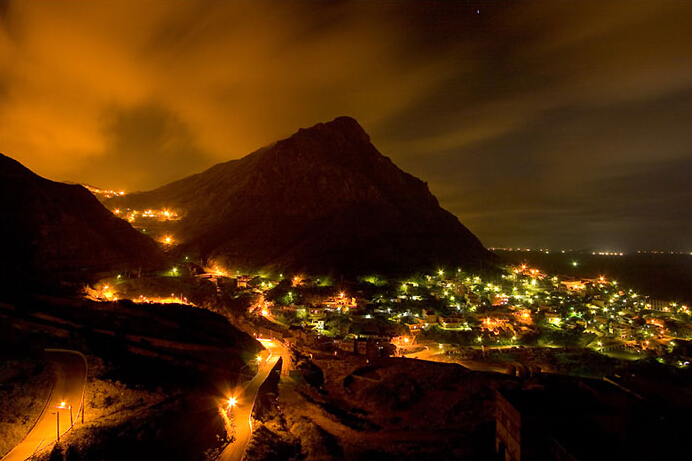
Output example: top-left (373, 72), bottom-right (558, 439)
top-left (572, 261), bottom-right (578, 267)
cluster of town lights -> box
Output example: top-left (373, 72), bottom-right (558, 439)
top-left (112, 208), bottom-right (179, 224)
top-left (84, 185), bottom-right (125, 198)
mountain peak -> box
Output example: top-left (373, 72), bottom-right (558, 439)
top-left (107, 117), bottom-right (494, 274)
top-left (294, 116), bottom-right (370, 145)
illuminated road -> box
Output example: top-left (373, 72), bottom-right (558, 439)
top-left (400, 342), bottom-right (446, 360)
top-left (219, 338), bottom-right (282, 461)
top-left (2, 349), bottom-right (87, 461)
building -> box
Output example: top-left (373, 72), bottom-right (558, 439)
top-left (492, 294), bottom-right (510, 306)
top-left (496, 386), bottom-right (622, 461)
top-left (439, 316), bottom-right (466, 329)
top-left (495, 377), bottom-right (686, 461)
top-left (648, 299), bottom-right (669, 312)
top-left (323, 292), bottom-right (358, 311)
top-left (405, 320), bottom-right (424, 335)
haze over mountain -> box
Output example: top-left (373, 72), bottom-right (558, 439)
top-left (0, 153), bottom-right (166, 283)
top-left (106, 117), bottom-right (495, 274)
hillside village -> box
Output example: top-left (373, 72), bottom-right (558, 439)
top-left (95, 261), bottom-right (692, 375)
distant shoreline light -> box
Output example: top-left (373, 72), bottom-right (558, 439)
top-left (488, 247), bottom-right (691, 256)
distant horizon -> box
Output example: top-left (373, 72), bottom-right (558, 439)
top-left (490, 247), bottom-right (692, 255)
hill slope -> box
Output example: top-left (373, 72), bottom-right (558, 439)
top-left (107, 117), bottom-right (495, 274)
top-left (0, 153), bottom-right (166, 284)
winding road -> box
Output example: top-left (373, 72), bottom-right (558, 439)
top-left (2, 349), bottom-right (87, 461)
top-left (218, 338), bottom-right (284, 461)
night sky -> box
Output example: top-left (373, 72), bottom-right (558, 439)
top-left (2, 1), bottom-right (691, 251)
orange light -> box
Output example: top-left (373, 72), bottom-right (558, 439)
top-left (228, 396), bottom-right (237, 407)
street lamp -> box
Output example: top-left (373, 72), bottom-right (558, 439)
top-left (227, 396), bottom-right (237, 408)
top-left (58, 401), bottom-right (73, 426)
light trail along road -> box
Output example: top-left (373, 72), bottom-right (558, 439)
top-left (2, 349), bottom-right (87, 461)
top-left (219, 337), bottom-right (289, 461)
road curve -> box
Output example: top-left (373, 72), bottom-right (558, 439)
top-left (2, 349), bottom-right (87, 461)
top-left (219, 339), bottom-right (281, 461)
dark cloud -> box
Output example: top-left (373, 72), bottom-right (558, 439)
top-left (68, 102), bottom-right (212, 191)
top-left (1, 1), bottom-right (691, 250)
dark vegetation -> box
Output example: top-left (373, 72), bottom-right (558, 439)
top-left (0, 349), bottom-right (53, 456)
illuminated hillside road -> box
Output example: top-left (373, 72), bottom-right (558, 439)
top-left (2, 350), bottom-right (87, 461)
top-left (219, 339), bottom-right (281, 461)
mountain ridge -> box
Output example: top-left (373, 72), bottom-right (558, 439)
top-left (106, 116), bottom-right (496, 274)
top-left (0, 153), bottom-right (166, 285)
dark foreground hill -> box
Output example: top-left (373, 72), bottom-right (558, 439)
top-left (107, 116), bottom-right (496, 274)
top-left (0, 153), bottom-right (166, 286)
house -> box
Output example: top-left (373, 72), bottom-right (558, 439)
top-left (495, 380), bottom-right (654, 461)
top-left (423, 309), bottom-right (438, 324)
top-left (236, 275), bottom-right (252, 288)
top-left (323, 292), bottom-right (358, 311)
top-left (492, 294), bottom-right (509, 306)
top-left (439, 316), bottom-right (465, 329)
top-left (467, 292), bottom-right (482, 305)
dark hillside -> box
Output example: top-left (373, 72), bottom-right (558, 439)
top-left (0, 153), bottom-right (166, 288)
top-left (107, 117), bottom-right (496, 274)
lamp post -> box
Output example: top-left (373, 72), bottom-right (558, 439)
top-left (53, 412), bottom-right (60, 442)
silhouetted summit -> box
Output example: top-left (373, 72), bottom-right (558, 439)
top-left (108, 117), bottom-right (495, 274)
top-left (0, 153), bottom-right (165, 282)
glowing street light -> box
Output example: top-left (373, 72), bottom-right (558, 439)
top-left (571, 261), bottom-right (578, 267)
top-left (58, 401), bottom-right (73, 426)
top-left (227, 396), bottom-right (237, 408)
